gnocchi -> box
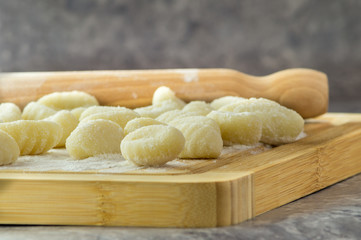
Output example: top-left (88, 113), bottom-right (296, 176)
top-left (124, 117), bottom-right (166, 135)
top-left (0, 103), bottom-right (22, 122)
top-left (219, 98), bottom-right (304, 145)
top-left (169, 116), bottom-right (223, 158)
top-left (182, 101), bottom-right (214, 116)
top-left (121, 125), bottom-right (185, 166)
top-left (0, 129), bottom-right (20, 165)
top-left (134, 100), bottom-right (184, 118)
top-left (66, 119), bottom-right (124, 160)
top-left (37, 91), bottom-right (99, 110)
top-left (156, 109), bottom-right (199, 124)
top-left (22, 102), bottom-right (57, 120)
top-left (152, 86), bottom-right (186, 108)
top-left (81, 108), bottom-right (139, 129)
top-left (79, 106), bottom-right (131, 121)
top-left (210, 96), bottom-right (246, 110)
top-left (45, 110), bottom-right (79, 147)
top-left (207, 111), bottom-right (262, 145)
top-left (70, 107), bottom-right (88, 120)
top-left (0, 120), bottom-right (62, 155)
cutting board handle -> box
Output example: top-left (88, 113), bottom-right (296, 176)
top-left (0, 68), bottom-right (328, 118)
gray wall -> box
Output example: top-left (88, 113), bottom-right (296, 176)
top-left (0, 0), bottom-right (360, 105)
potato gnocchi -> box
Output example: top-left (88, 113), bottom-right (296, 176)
top-left (210, 96), bottom-right (246, 110)
top-left (182, 101), bottom-right (214, 116)
top-left (169, 116), bottom-right (223, 158)
top-left (0, 129), bottom-right (20, 165)
top-left (70, 107), bottom-right (88, 120)
top-left (0, 120), bottom-right (62, 155)
top-left (22, 102), bottom-right (57, 120)
top-left (66, 119), bottom-right (124, 160)
top-left (207, 111), bottom-right (262, 145)
top-left (45, 110), bottom-right (79, 147)
top-left (124, 117), bottom-right (166, 135)
top-left (121, 125), bottom-right (185, 166)
top-left (0, 86), bottom-right (306, 167)
top-left (152, 86), bottom-right (186, 108)
top-left (81, 107), bottom-right (139, 129)
top-left (0, 103), bottom-right (22, 122)
top-left (156, 109), bottom-right (199, 124)
top-left (134, 100), bottom-right (184, 118)
top-left (37, 91), bottom-right (99, 110)
top-left (219, 98), bottom-right (304, 145)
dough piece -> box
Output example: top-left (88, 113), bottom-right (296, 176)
top-left (210, 96), bottom-right (246, 110)
top-left (156, 109), bottom-right (199, 124)
top-left (169, 116), bottom-right (223, 158)
top-left (37, 91), bottom-right (99, 110)
top-left (81, 108), bottom-right (139, 129)
top-left (124, 117), bottom-right (166, 135)
top-left (134, 100), bottom-right (183, 118)
top-left (0, 120), bottom-right (62, 155)
top-left (45, 110), bottom-right (79, 147)
top-left (207, 111), bottom-right (262, 145)
top-left (0, 129), bottom-right (20, 165)
top-left (219, 98), bottom-right (304, 145)
top-left (121, 125), bottom-right (185, 167)
top-left (0, 103), bottom-right (22, 122)
top-left (70, 107), bottom-right (88, 120)
top-left (79, 106), bottom-right (131, 120)
top-left (182, 101), bottom-right (214, 116)
top-left (66, 119), bottom-right (124, 160)
top-left (22, 102), bottom-right (57, 120)
top-left (152, 86), bottom-right (186, 108)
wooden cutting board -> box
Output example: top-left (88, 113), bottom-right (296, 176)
top-left (0, 113), bottom-right (360, 227)
top-left (0, 68), bottom-right (358, 227)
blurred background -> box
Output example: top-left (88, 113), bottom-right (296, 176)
top-left (0, 0), bottom-right (360, 111)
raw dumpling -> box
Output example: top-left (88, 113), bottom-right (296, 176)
top-left (45, 110), bottom-right (79, 147)
top-left (169, 116), bottom-right (223, 158)
top-left (210, 96), bottom-right (246, 110)
top-left (37, 91), bottom-right (99, 110)
top-left (0, 129), bottom-right (20, 165)
top-left (81, 108), bottom-right (139, 129)
top-left (22, 102), bottom-right (57, 120)
top-left (66, 119), bottom-right (124, 160)
top-left (152, 86), bottom-right (186, 108)
top-left (219, 98), bottom-right (304, 145)
top-left (121, 125), bottom-right (185, 167)
top-left (207, 111), bottom-right (262, 145)
top-left (0, 103), bottom-right (22, 122)
top-left (134, 100), bottom-right (184, 118)
top-left (124, 117), bottom-right (166, 135)
top-left (156, 109), bottom-right (199, 124)
top-left (182, 101), bottom-right (214, 116)
top-left (0, 120), bottom-right (62, 155)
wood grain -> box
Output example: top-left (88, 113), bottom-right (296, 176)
top-left (0, 113), bottom-right (360, 227)
top-left (0, 68), bottom-right (328, 118)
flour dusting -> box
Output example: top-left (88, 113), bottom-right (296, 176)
top-left (174, 69), bottom-right (199, 83)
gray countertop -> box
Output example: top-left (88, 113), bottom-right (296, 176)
top-left (1, 101), bottom-right (360, 240)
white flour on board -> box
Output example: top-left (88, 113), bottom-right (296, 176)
top-left (0, 143), bottom-right (271, 173)
top-left (174, 69), bottom-right (199, 83)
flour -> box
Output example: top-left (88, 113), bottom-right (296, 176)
top-left (0, 148), bottom-right (194, 173)
top-left (174, 69), bottom-right (199, 83)
top-left (0, 143), bottom-right (270, 173)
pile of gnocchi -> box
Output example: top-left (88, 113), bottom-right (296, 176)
top-left (0, 86), bottom-right (304, 167)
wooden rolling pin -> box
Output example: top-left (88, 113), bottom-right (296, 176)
top-left (0, 68), bottom-right (328, 118)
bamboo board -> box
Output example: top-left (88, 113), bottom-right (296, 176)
top-left (0, 113), bottom-right (360, 227)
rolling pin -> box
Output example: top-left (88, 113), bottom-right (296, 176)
top-left (0, 68), bottom-right (328, 118)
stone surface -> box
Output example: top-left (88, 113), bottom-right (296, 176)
top-left (0, 0), bottom-right (360, 102)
